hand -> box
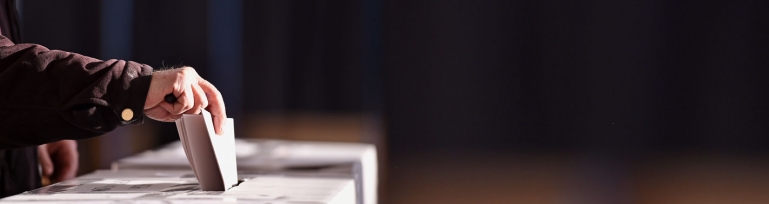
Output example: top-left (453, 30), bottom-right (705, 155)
top-left (37, 140), bottom-right (78, 184)
top-left (144, 67), bottom-right (226, 135)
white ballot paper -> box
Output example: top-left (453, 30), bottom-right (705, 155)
top-left (175, 110), bottom-right (238, 191)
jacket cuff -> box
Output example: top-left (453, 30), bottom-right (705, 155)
top-left (118, 63), bottom-right (153, 125)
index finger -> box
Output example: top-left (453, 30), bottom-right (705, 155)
top-left (198, 78), bottom-right (226, 135)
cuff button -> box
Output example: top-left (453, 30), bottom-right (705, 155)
top-left (121, 108), bottom-right (134, 121)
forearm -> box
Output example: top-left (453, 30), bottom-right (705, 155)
top-left (0, 35), bottom-right (152, 149)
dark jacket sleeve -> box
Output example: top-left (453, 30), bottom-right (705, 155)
top-left (0, 35), bottom-right (153, 149)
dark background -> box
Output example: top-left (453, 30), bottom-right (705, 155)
top-left (18, 0), bottom-right (769, 203)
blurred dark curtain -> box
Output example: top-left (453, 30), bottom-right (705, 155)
top-left (384, 0), bottom-right (769, 157)
top-left (19, 0), bottom-right (769, 165)
top-left (243, 0), bottom-right (369, 112)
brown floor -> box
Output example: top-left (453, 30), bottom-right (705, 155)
top-left (385, 152), bottom-right (769, 204)
top-left (385, 153), bottom-right (574, 204)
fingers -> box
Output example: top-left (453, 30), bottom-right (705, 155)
top-left (198, 79), bottom-right (226, 135)
top-left (155, 87), bottom-right (194, 115)
top-left (144, 67), bottom-right (226, 133)
top-left (145, 106), bottom-right (182, 122)
top-left (37, 145), bottom-right (53, 177)
top-left (145, 106), bottom-right (169, 121)
top-left (185, 83), bottom-right (208, 114)
top-left (151, 83), bottom-right (207, 118)
top-left (164, 85), bottom-right (194, 115)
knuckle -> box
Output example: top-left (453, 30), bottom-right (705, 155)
top-left (174, 105), bottom-right (186, 113)
top-left (213, 91), bottom-right (223, 100)
top-left (180, 67), bottom-right (197, 77)
top-left (183, 102), bottom-right (194, 110)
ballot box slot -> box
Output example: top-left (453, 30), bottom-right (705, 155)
top-left (227, 179), bottom-right (246, 190)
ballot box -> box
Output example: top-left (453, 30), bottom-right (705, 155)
top-left (0, 169), bottom-right (355, 203)
top-left (111, 139), bottom-right (377, 204)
